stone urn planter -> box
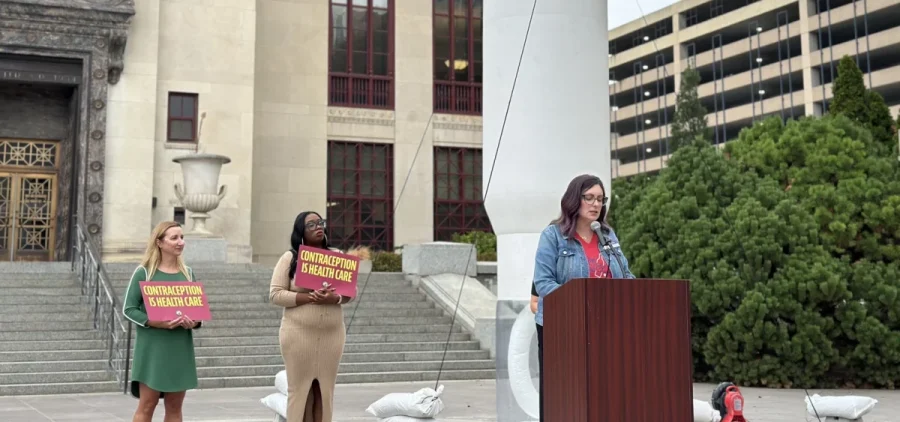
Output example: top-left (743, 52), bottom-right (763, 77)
top-left (173, 153), bottom-right (231, 236)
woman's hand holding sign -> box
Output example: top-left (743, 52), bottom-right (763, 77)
top-left (310, 283), bottom-right (341, 305)
top-left (148, 317), bottom-right (183, 330)
top-left (147, 315), bottom-right (199, 330)
top-left (178, 315), bottom-right (196, 329)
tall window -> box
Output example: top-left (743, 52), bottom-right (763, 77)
top-left (329, 0), bottom-right (393, 109)
top-left (433, 0), bottom-right (482, 114)
top-left (327, 141), bottom-right (394, 251)
top-left (167, 93), bottom-right (198, 142)
top-left (433, 147), bottom-right (492, 241)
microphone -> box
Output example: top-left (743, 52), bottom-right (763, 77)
top-left (591, 221), bottom-right (626, 278)
top-left (590, 221), bottom-right (609, 249)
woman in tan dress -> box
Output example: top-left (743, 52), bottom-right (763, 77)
top-left (269, 211), bottom-right (355, 422)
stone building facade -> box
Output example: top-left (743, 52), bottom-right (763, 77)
top-left (0, 0), bottom-right (489, 265)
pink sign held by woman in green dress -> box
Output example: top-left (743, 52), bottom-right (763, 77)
top-left (293, 245), bottom-right (360, 298)
top-left (139, 281), bottom-right (212, 321)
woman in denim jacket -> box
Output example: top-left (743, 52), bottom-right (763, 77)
top-left (531, 173), bottom-right (635, 420)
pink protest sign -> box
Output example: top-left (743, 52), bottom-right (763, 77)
top-left (293, 245), bottom-right (360, 298)
top-left (139, 281), bottom-right (212, 321)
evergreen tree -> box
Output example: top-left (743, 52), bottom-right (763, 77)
top-left (829, 56), bottom-right (866, 119)
top-left (670, 67), bottom-right (710, 152)
top-left (617, 137), bottom-right (754, 380)
top-left (607, 173), bottom-right (653, 230)
top-left (618, 115), bottom-right (900, 388)
top-left (711, 115), bottom-right (900, 387)
top-left (829, 55), bottom-right (895, 153)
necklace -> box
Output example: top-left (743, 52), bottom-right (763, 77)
top-left (577, 232), bottom-right (592, 242)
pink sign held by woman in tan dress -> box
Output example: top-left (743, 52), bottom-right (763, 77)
top-left (293, 245), bottom-right (360, 298)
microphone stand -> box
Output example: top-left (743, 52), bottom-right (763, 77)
top-left (595, 225), bottom-right (627, 278)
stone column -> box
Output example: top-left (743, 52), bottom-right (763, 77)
top-left (484, 0), bottom-right (609, 420)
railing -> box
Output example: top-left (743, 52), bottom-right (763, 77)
top-left (434, 81), bottom-right (482, 115)
top-left (71, 219), bottom-right (132, 394)
top-left (329, 73), bottom-right (393, 109)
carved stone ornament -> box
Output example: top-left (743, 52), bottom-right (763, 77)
top-left (433, 114), bottom-right (483, 132)
top-left (172, 153), bottom-right (232, 236)
top-left (0, 0), bottom-right (136, 85)
top-left (0, 0), bottom-right (135, 255)
top-left (327, 107), bottom-right (395, 126)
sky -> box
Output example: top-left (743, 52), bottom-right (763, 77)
top-left (608, 0), bottom-right (679, 30)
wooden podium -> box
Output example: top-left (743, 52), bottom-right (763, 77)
top-left (543, 277), bottom-right (693, 421)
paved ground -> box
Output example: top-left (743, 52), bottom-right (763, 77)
top-left (1, 380), bottom-right (898, 421)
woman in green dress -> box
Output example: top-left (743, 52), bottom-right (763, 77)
top-left (123, 221), bottom-right (201, 422)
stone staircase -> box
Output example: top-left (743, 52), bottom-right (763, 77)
top-left (0, 261), bottom-right (495, 396)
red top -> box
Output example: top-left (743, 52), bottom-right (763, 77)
top-left (575, 233), bottom-right (611, 278)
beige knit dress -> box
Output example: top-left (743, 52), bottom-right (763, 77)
top-left (269, 251), bottom-right (348, 422)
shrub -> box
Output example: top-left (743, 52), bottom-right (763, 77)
top-left (371, 251), bottom-right (402, 272)
top-left (451, 230), bottom-right (497, 261)
top-left (345, 246), bottom-right (372, 261)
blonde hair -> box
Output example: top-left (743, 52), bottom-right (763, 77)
top-left (140, 221), bottom-right (192, 281)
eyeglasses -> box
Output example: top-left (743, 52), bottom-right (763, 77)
top-left (304, 220), bottom-right (327, 230)
top-left (582, 195), bottom-right (608, 206)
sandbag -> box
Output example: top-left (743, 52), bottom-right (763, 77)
top-left (805, 394), bottom-right (878, 419)
top-left (366, 385), bottom-right (445, 418)
top-left (274, 370), bottom-right (288, 396)
top-left (693, 399), bottom-right (721, 422)
top-left (378, 417), bottom-right (437, 422)
top-left (260, 392), bottom-right (288, 419)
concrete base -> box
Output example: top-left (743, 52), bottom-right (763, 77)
top-left (413, 273), bottom-right (498, 359)
top-left (359, 259), bottom-right (373, 273)
top-left (402, 242), bottom-right (477, 277)
top-left (183, 236), bottom-right (228, 263)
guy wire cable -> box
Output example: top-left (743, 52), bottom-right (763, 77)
top-left (344, 0), bottom-right (538, 388)
top-left (344, 113), bottom-right (435, 338)
top-left (630, 0), bottom-right (824, 417)
top-left (433, 0), bottom-right (539, 390)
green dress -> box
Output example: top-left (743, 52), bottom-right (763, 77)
top-left (122, 266), bottom-right (200, 398)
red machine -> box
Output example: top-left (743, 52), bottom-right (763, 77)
top-left (712, 382), bottom-right (747, 422)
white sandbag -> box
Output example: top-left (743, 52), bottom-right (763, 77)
top-left (378, 417), bottom-right (437, 422)
top-left (260, 392), bottom-right (288, 419)
top-left (805, 394), bottom-right (878, 419)
top-left (366, 384), bottom-right (445, 418)
top-left (274, 370), bottom-right (288, 396)
top-left (693, 399), bottom-right (721, 422)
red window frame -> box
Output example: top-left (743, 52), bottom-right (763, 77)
top-left (433, 146), bottom-right (492, 241)
top-left (167, 92), bottom-right (198, 142)
top-left (326, 141), bottom-right (395, 251)
top-left (432, 0), bottom-right (482, 115)
top-left (328, 0), bottom-right (395, 109)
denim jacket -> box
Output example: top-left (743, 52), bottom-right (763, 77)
top-left (533, 223), bottom-right (635, 326)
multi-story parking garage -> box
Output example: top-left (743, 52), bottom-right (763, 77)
top-left (609, 0), bottom-right (900, 177)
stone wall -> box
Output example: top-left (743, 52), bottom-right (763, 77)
top-left (250, 0), bottom-right (484, 264)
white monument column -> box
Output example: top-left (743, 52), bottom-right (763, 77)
top-left (484, 0), bottom-right (609, 420)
